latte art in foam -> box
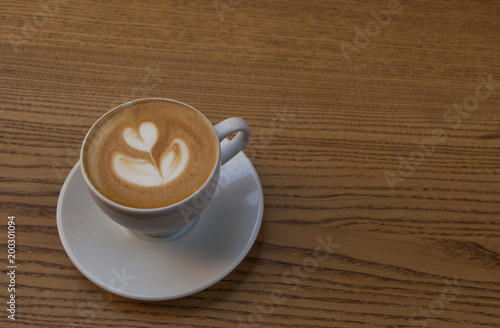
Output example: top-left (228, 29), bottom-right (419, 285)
top-left (82, 99), bottom-right (218, 209)
top-left (113, 122), bottom-right (189, 186)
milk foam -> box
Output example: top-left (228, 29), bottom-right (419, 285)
top-left (113, 122), bottom-right (189, 187)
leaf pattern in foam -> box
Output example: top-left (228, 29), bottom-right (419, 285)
top-left (113, 155), bottom-right (164, 186)
top-left (160, 139), bottom-right (189, 183)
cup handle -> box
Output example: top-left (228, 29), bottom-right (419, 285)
top-left (214, 117), bottom-right (251, 165)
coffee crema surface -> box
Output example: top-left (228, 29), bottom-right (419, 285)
top-left (82, 100), bottom-right (218, 208)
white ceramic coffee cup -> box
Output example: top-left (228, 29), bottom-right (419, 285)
top-left (80, 98), bottom-right (251, 236)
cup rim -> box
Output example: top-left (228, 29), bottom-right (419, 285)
top-left (80, 97), bottom-right (221, 213)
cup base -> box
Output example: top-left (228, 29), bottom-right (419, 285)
top-left (133, 216), bottom-right (200, 241)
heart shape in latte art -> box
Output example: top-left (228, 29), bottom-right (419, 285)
top-left (112, 122), bottom-right (189, 187)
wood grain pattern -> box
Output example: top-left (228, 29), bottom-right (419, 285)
top-left (1, 0), bottom-right (500, 327)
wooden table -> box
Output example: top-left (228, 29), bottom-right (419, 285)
top-left (2, 0), bottom-right (500, 327)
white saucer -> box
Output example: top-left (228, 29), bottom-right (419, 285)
top-left (57, 151), bottom-right (263, 301)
